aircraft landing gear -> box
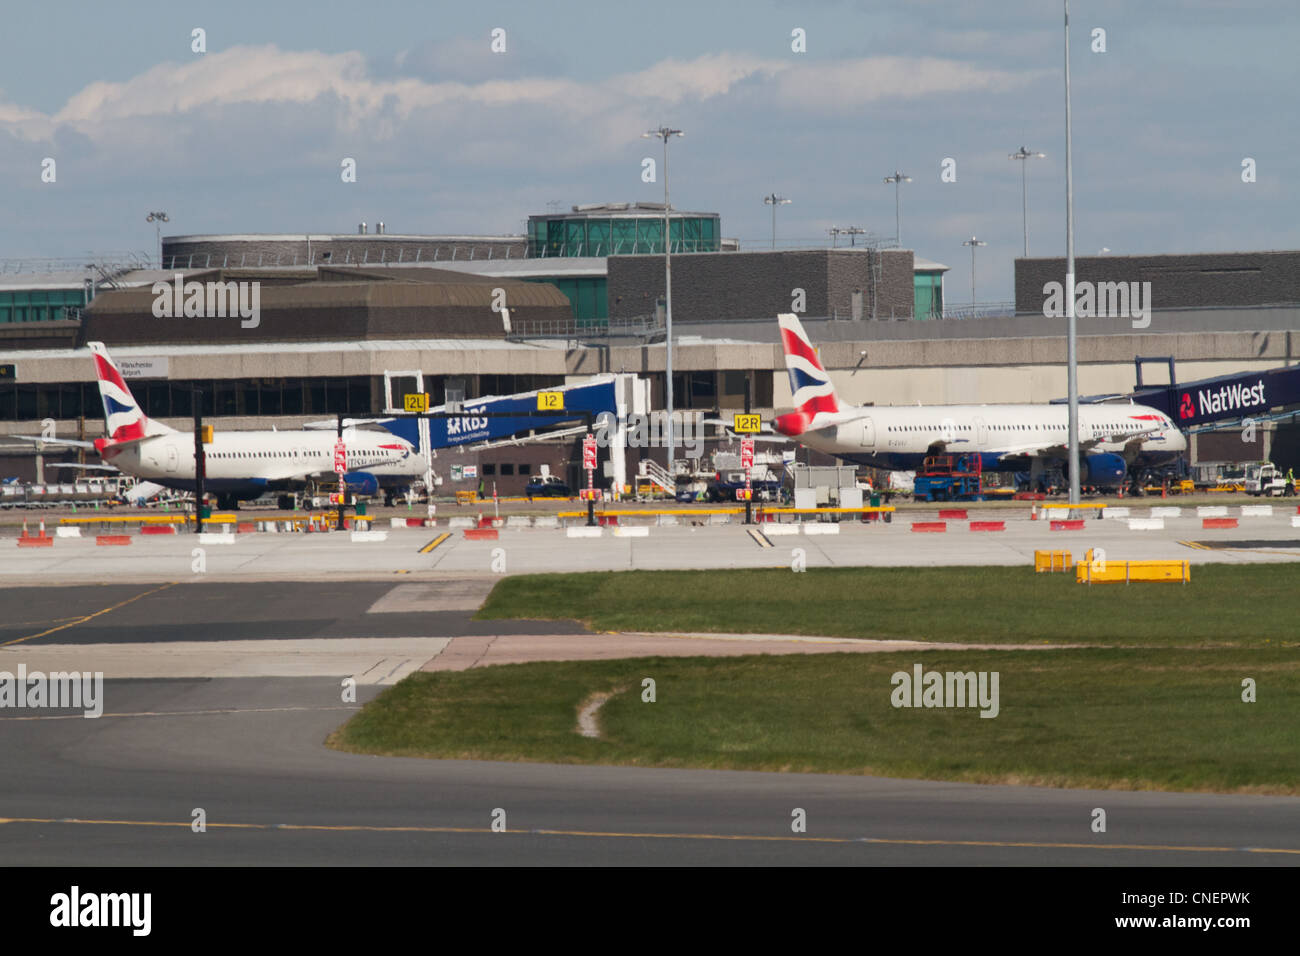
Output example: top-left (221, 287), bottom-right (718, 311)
top-left (216, 493), bottom-right (240, 511)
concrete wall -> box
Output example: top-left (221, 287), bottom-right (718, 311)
top-left (1015, 251), bottom-right (1300, 314)
top-left (606, 249), bottom-right (914, 322)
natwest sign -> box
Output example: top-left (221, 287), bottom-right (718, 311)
top-left (1179, 379), bottom-right (1267, 422)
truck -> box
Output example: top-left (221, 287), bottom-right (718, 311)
top-left (1244, 462), bottom-right (1294, 497)
top-left (912, 454), bottom-right (984, 503)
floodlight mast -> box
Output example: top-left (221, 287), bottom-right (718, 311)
top-left (642, 126), bottom-right (684, 467)
top-left (1064, 1), bottom-right (1081, 507)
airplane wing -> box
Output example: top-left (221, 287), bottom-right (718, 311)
top-left (9, 435), bottom-right (98, 450)
top-left (990, 426), bottom-right (1165, 463)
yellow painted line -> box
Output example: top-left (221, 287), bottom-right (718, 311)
top-left (0, 817), bottom-right (1294, 854)
top-left (419, 532), bottom-right (451, 554)
top-left (746, 528), bottom-right (773, 549)
top-left (1, 582), bottom-right (177, 647)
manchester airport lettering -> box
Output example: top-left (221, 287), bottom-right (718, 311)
top-left (890, 664), bottom-right (999, 718)
top-left (50, 886), bottom-right (151, 936)
top-left (0, 665), bottom-right (103, 718)
top-left (151, 273), bottom-right (261, 329)
top-left (1042, 280), bottom-right (1152, 327)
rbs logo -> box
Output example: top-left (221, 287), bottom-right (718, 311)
top-left (1179, 393), bottom-right (1194, 419)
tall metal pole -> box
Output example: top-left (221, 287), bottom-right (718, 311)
top-left (1064, 0), bottom-right (1080, 506)
top-left (644, 127), bottom-right (683, 469)
top-left (1009, 148), bottom-right (1045, 258)
top-left (1021, 160), bottom-right (1028, 257)
top-left (663, 135), bottom-right (674, 468)
top-left (963, 237), bottom-right (986, 303)
top-left (764, 194), bottom-right (790, 249)
top-left (883, 172), bottom-right (910, 245)
top-left (191, 388), bottom-right (205, 533)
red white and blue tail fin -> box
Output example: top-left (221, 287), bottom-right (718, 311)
top-left (87, 342), bottom-right (175, 446)
top-left (775, 313), bottom-right (840, 436)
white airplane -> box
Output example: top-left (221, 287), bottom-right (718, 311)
top-left (772, 313), bottom-right (1187, 489)
top-left (74, 341), bottom-right (427, 509)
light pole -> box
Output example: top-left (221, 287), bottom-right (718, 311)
top-left (1064, 0), bottom-right (1080, 507)
top-left (962, 237), bottom-right (986, 304)
top-left (146, 211), bottom-right (169, 268)
top-left (882, 171), bottom-right (911, 245)
top-left (642, 126), bottom-right (684, 467)
top-left (844, 226), bottom-right (865, 247)
top-left (763, 193), bottom-right (791, 249)
top-left (1009, 147), bottom-right (1046, 258)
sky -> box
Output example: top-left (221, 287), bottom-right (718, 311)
top-left (2, 0), bottom-right (1296, 303)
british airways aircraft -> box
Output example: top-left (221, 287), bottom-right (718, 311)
top-left (772, 313), bottom-right (1186, 489)
top-left (78, 342), bottom-right (426, 509)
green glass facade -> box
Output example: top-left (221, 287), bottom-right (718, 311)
top-left (528, 213), bottom-right (719, 257)
top-left (523, 276), bottom-right (608, 325)
top-left (913, 271), bottom-right (944, 320)
top-left (0, 288), bottom-right (84, 323)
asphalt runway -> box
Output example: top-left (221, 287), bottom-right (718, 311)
top-left (3, 675), bottom-right (1298, 866)
top-left (2, 510), bottom-right (1300, 586)
top-left (1, 581), bottom-right (1297, 866)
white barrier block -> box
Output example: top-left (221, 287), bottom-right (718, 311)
top-left (350, 531), bottom-right (388, 542)
top-left (1128, 518), bottom-right (1165, 530)
top-left (56, 526), bottom-right (82, 538)
top-left (656, 515), bottom-right (680, 526)
top-left (1291, 515), bottom-right (1300, 528)
top-left (1149, 507), bottom-right (1181, 518)
top-left (566, 526), bottom-right (603, 538)
top-left (1197, 506), bottom-right (1228, 517)
top-left (612, 526), bottom-right (649, 537)
top-left (448, 517), bottom-right (475, 529)
top-left (803, 523), bottom-right (841, 535)
top-left (198, 532), bottom-right (236, 544)
top-left (763, 524), bottom-right (799, 535)
top-left (707, 514), bottom-right (732, 525)
top-left (1241, 505), bottom-right (1273, 517)
top-left (506, 516), bottom-right (532, 528)
top-left (1103, 507), bottom-right (1131, 519)
top-left (533, 515), bottom-right (559, 528)
top-left (390, 518), bottom-right (406, 528)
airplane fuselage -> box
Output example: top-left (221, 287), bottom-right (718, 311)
top-left (100, 429), bottom-right (426, 496)
top-left (790, 402), bottom-right (1186, 472)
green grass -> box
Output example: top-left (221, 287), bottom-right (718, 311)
top-left (327, 649), bottom-right (1300, 793)
top-left (476, 565), bottom-right (1300, 647)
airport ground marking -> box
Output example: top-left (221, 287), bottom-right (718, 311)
top-left (0, 816), bottom-right (1296, 855)
top-left (746, 528), bottom-right (773, 549)
top-left (1, 582), bottom-right (177, 647)
top-left (419, 533), bottom-right (451, 554)
top-left (0, 705), bottom-right (360, 721)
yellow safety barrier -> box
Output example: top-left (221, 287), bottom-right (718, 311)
top-left (1076, 558), bottom-right (1190, 584)
top-left (1034, 549), bottom-right (1074, 572)
top-left (1038, 503), bottom-right (1107, 512)
top-left (455, 491), bottom-right (478, 505)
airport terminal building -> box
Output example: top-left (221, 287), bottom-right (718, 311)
top-left (5, 209), bottom-right (1300, 488)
